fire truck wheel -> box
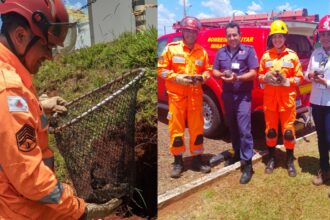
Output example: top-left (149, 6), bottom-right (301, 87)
top-left (203, 92), bottom-right (226, 138)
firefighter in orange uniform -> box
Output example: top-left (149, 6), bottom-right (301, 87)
top-left (258, 20), bottom-right (303, 177)
top-left (158, 16), bottom-right (211, 178)
top-left (0, 1), bottom-right (115, 219)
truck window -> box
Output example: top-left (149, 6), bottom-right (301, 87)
top-left (172, 36), bottom-right (183, 42)
top-left (266, 34), bottom-right (313, 58)
top-left (158, 38), bottom-right (168, 57)
top-left (286, 35), bottom-right (313, 58)
top-left (157, 36), bottom-right (183, 57)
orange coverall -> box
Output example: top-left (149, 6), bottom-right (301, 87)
top-left (0, 43), bottom-right (85, 219)
top-left (259, 47), bottom-right (303, 149)
top-left (158, 41), bottom-right (209, 156)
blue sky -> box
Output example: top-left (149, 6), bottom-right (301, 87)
top-left (158, 0), bottom-right (330, 36)
top-left (64, 0), bottom-right (88, 12)
top-left (0, 0), bottom-right (88, 26)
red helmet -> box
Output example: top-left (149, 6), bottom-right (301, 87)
top-left (0, 0), bottom-right (75, 46)
top-left (318, 15), bottom-right (330, 32)
top-left (180, 16), bottom-right (201, 32)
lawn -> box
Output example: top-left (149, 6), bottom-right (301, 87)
top-left (158, 134), bottom-right (330, 220)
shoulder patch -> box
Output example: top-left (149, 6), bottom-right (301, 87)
top-left (8, 96), bottom-right (29, 112)
top-left (16, 124), bottom-right (37, 152)
top-left (238, 50), bottom-right (246, 55)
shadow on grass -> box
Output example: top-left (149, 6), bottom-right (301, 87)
top-left (297, 156), bottom-right (330, 186)
top-left (261, 148), bottom-right (289, 170)
top-left (297, 156), bottom-right (319, 176)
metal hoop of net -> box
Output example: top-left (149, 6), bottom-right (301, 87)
top-left (49, 68), bottom-right (145, 203)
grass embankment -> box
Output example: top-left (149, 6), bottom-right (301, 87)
top-left (34, 28), bottom-right (157, 181)
top-left (159, 134), bottom-right (330, 220)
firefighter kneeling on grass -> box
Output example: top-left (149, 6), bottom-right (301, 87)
top-left (258, 20), bottom-right (303, 177)
top-left (158, 16), bottom-right (211, 178)
top-left (0, 0), bottom-right (117, 219)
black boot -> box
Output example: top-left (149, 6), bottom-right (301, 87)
top-left (287, 149), bottom-right (297, 177)
top-left (240, 160), bottom-right (253, 184)
top-left (265, 147), bottom-right (275, 174)
top-left (171, 155), bottom-right (183, 178)
top-left (224, 150), bottom-right (240, 167)
top-left (193, 155), bottom-right (211, 173)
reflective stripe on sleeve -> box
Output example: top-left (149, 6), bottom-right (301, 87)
top-left (162, 70), bottom-right (170, 79)
top-left (192, 149), bottom-right (204, 155)
top-left (38, 182), bottom-right (63, 204)
top-left (294, 77), bottom-right (301, 85)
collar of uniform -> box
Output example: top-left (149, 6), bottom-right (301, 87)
top-left (269, 46), bottom-right (289, 56)
top-left (225, 44), bottom-right (243, 55)
top-left (0, 42), bottom-right (33, 88)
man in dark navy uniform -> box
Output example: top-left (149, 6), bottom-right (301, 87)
top-left (212, 22), bottom-right (259, 184)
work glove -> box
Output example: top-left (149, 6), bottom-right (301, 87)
top-left (274, 72), bottom-right (290, 87)
top-left (189, 72), bottom-right (210, 86)
top-left (175, 74), bottom-right (194, 85)
top-left (39, 94), bottom-right (68, 115)
top-left (263, 71), bottom-right (278, 85)
top-left (201, 71), bottom-right (211, 84)
top-left (79, 198), bottom-right (122, 220)
top-left (186, 75), bottom-right (203, 85)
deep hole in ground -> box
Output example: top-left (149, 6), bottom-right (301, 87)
top-left (106, 119), bottom-right (157, 219)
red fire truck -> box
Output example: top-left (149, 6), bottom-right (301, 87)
top-left (158, 9), bottom-right (319, 138)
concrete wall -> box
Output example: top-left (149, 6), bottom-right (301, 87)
top-left (88, 0), bottom-right (157, 44)
top-left (146, 0), bottom-right (157, 29)
top-left (76, 21), bottom-right (91, 49)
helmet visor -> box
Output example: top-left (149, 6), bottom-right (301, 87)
top-left (48, 22), bottom-right (77, 47)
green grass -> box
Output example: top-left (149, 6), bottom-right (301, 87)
top-left (34, 28), bottom-right (157, 181)
top-left (48, 134), bottom-right (69, 182)
top-left (159, 135), bottom-right (330, 220)
top-left (34, 28), bottom-right (157, 122)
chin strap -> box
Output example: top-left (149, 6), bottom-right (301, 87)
top-left (4, 29), bottom-right (40, 66)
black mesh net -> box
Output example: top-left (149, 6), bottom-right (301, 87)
top-left (49, 68), bottom-right (145, 203)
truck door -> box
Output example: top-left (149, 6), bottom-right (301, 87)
top-left (157, 35), bottom-right (182, 107)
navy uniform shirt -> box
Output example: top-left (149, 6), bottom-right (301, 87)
top-left (213, 44), bottom-right (259, 93)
